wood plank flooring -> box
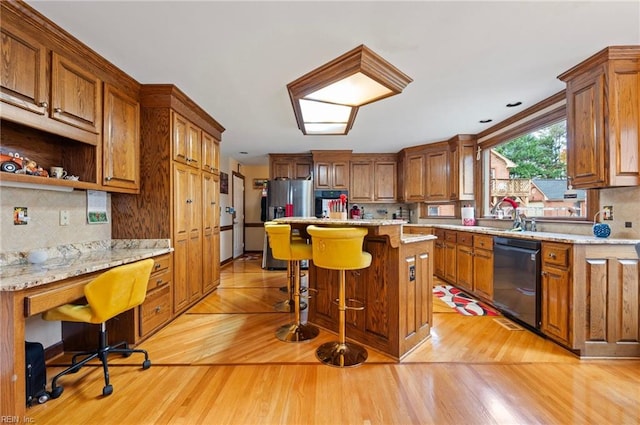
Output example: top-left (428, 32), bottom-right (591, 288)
top-left (28, 254), bottom-right (640, 424)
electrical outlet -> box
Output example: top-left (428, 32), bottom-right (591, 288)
top-left (59, 210), bottom-right (70, 226)
top-left (625, 222), bottom-right (632, 228)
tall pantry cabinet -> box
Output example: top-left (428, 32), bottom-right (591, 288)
top-left (112, 84), bottom-right (224, 316)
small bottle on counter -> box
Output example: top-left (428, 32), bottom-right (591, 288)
top-left (530, 218), bottom-right (537, 232)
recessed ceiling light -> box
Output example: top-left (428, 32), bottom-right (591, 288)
top-left (506, 101), bottom-right (522, 107)
top-left (479, 119), bottom-right (493, 124)
top-left (239, 151), bottom-right (248, 154)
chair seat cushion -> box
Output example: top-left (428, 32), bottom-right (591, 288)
top-left (42, 304), bottom-right (95, 324)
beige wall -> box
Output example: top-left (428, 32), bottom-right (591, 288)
top-left (599, 186), bottom-right (640, 239)
top-left (241, 164), bottom-right (269, 252)
top-left (0, 186), bottom-right (111, 253)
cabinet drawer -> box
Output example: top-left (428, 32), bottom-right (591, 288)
top-left (457, 232), bottom-right (473, 247)
top-left (140, 285), bottom-right (171, 337)
top-left (542, 243), bottom-right (571, 268)
top-left (444, 231), bottom-right (457, 243)
top-left (147, 268), bottom-right (172, 292)
top-left (473, 235), bottom-right (494, 251)
top-left (151, 254), bottom-right (171, 273)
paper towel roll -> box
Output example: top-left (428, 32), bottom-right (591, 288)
top-left (461, 207), bottom-right (475, 226)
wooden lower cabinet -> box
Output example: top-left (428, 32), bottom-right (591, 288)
top-left (456, 232), bottom-right (473, 291)
top-left (399, 242), bottom-right (433, 354)
top-left (308, 228), bottom-right (434, 360)
top-left (443, 231), bottom-right (457, 284)
top-left (433, 229), bottom-right (445, 279)
top-left (472, 235), bottom-right (494, 300)
top-left (541, 243), bottom-right (572, 345)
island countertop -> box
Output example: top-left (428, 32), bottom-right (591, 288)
top-left (0, 239), bottom-right (172, 291)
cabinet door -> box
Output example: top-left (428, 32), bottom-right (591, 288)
top-left (456, 245), bottom-right (473, 291)
top-left (202, 131), bottom-right (219, 174)
top-left (404, 153), bottom-right (425, 201)
top-left (187, 122), bottom-right (201, 168)
top-left (473, 248), bottom-right (493, 300)
top-left (173, 163), bottom-right (190, 238)
top-left (103, 83), bottom-right (140, 191)
top-left (400, 247), bottom-right (432, 354)
top-left (50, 52), bottom-right (102, 134)
top-left (374, 161), bottom-right (397, 201)
top-left (444, 242), bottom-right (457, 283)
top-left (332, 161), bottom-right (349, 189)
top-left (425, 149), bottom-right (449, 201)
top-left (172, 236), bottom-right (189, 313)
top-left (350, 161), bottom-right (374, 202)
top-left (172, 112), bottom-right (189, 165)
top-left (187, 168), bottom-right (202, 302)
top-left (202, 173), bottom-right (216, 293)
top-left (566, 67), bottom-right (607, 188)
top-left (294, 161), bottom-right (312, 179)
top-left (315, 162), bottom-right (331, 189)
top-left (0, 23), bottom-right (48, 115)
top-left (433, 229), bottom-right (445, 279)
top-left (541, 264), bottom-right (571, 344)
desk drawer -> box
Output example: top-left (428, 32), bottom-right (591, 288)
top-left (140, 285), bottom-right (171, 337)
top-left (542, 243), bottom-right (571, 267)
top-left (147, 268), bottom-right (171, 292)
top-left (151, 254), bottom-right (171, 273)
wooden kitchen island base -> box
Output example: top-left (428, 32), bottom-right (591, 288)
top-left (276, 218), bottom-right (436, 360)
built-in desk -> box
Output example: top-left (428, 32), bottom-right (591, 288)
top-left (0, 240), bottom-right (172, 418)
top-left (274, 218), bottom-right (436, 360)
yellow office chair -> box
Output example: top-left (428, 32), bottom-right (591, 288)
top-left (42, 259), bottom-right (155, 398)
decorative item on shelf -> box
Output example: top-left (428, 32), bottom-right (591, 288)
top-left (0, 152), bottom-right (48, 177)
top-left (592, 211), bottom-right (611, 238)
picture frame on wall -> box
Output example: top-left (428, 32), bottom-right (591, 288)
top-left (220, 172), bottom-right (229, 194)
top-left (253, 178), bottom-right (268, 189)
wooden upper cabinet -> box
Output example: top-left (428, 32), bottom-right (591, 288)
top-left (311, 150), bottom-right (351, 190)
top-left (269, 154), bottom-right (313, 179)
top-left (402, 150), bottom-right (426, 202)
top-left (350, 154), bottom-right (398, 202)
top-left (449, 135), bottom-right (476, 201)
top-left (102, 83), bottom-right (140, 192)
top-left (0, 21), bottom-right (48, 116)
top-left (559, 46), bottom-right (640, 189)
top-left (350, 159), bottom-right (374, 202)
top-left (51, 52), bottom-right (102, 134)
top-left (425, 147), bottom-right (449, 201)
top-left (202, 131), bottom-right (220, 174)
top-left (172, 111), bottom-right (201, 168)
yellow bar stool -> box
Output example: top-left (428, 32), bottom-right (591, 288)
top-left (306, 225), bottom-right (372, 367)
top-left (265, 223), bottom-right (319, 342)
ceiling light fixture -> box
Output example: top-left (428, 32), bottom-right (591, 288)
top-left (287, 44), bottom-right (412, 135)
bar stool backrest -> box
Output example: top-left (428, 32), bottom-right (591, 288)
top-left (265, 223), bottom-right (292, 261)
top-left (307, 225), bottom-right (371, 270)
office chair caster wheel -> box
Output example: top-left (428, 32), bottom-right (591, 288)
top-left (103, 384), bottom-right (113, 396)
top-left (37, 392), bottom-right (50, 404)
top-left (50, 386), bottom-right (63, 399)
top-left (122, 351), bottom-right (132, 358)
top-left (142, 359), bottom-right (151, 369)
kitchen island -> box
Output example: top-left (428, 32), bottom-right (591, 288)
top-left (274, 218), bottom-right (436, 360)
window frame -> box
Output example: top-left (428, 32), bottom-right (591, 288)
top-left (476, 90), bottom-right (598, 221)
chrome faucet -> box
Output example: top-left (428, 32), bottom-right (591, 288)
top-left (490, 197), bottom-right (519, 217)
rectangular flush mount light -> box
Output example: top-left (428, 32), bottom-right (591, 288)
top-left (287, 44), bottom-right (412, 135)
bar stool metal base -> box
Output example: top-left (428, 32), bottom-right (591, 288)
top-left (275, 322), bottom-right (319, 342)
top-left (316, 341), bottom-right (368, 367)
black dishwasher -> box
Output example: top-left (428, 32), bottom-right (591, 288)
top-left (493, 237), bottom-right (541, 331)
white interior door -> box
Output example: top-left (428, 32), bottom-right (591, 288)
top-left (232, 173), bottom-right (245, 258)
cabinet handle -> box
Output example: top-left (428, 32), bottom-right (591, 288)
top-left (211, 202), bottom-right (216, 205)
top-left (549, 253), bottom-right (556, 259)
top-left (419, 254), bottom-right (429, 259)
top-left (155, 306), bottom-right (161, 313)
top-left (39, 101), bottom-right (48, 108)
top-left (155, 263), bottom-right (162, 270)
top-left (105, 176), bottom-right (112, 181)
top-left (186, 199), bottom-right (193, 204)
top-left (54, 107), bottom-right (62, 113)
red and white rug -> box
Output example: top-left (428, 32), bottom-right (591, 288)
top-left (433, 284), bottom-right (499, 316)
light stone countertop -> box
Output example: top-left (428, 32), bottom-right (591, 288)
top-left (0, 239), bottom-right (172, 291)
top-left (404, 224), bottom-right (640, 245)
top-left (274, 217), bottom-right (408, 226)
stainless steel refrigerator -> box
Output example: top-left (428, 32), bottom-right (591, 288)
top-left (262, 179), bottom-right (313, 269)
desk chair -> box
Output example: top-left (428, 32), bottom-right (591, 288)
top-left (306, 225), bottom-right (372, 367)
top-left (42, 259), bottom-right (155, 398)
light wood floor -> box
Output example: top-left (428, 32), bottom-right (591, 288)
top-left (29, 255), bottom-right (640, 424)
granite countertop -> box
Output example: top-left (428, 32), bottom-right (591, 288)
top-left (0, 239), bottom-right (172, 291)
top-left (400, 234), bottom-right (437, 244)
top-left (274, 217), bottom-right (408, 226)
top-left (404, 224), bottom-right (640, 245)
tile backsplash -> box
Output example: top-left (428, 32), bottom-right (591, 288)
top-left (0, 187), bottom-right (111, 252)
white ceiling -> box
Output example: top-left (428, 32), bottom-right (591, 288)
top-left (26, 1), bottom-right (640, 165)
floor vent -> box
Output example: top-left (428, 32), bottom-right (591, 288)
top-left (493, 317), bottom-right (524, 331)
